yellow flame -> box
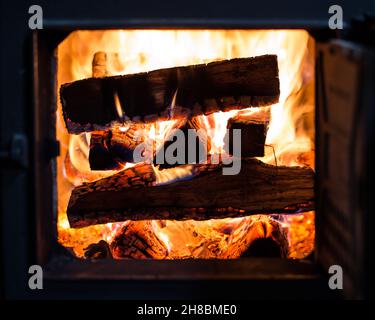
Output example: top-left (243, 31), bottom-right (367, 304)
top-left (113, 91), bottom-right (124, 119)
top-left (57, 29), bottom-right (315, 258)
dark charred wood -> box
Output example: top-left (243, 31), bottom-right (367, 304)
top-left (230, 218), bottom-right (289, 258)
top-left (90, 53), bottom-right (156, 169)
top-left (236, 219), bottom-right (289, 258)
top-left (89, 123), bottom-right (148, 170)
top-left (225, 116), bottom-right (268, 158)
top-left (89, 131), bottom-right (121, 170)
top-left (84, 240), bottom-right (113, 259)
top-left (60, 55), bottom-right (280, 133)
top-left (110, 221), bottom-right (168, 259)
top-left (67, 159), bottom-right (314, 228)
top-left (243, 238), bottom-right (282, 257)
top-left (154, 117), bottom-right (212, 169)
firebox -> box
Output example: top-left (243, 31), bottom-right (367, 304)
top-left (57, 29), bottom-right (315, 261)
top-left (1, 0), bottom-right (374, 300)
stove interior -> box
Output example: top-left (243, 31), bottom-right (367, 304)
top-left (56, 29), bottom-right (315, 260)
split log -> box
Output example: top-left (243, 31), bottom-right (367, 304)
top-left (225, 116), bottom-right (268, 158)
top-left (89, 131), bottom-right (120, 170)
top-left (67, 159), bottom-right (314, 228)
top-left (83, 240), bottom-right (113, 259)
top-left (223, 217), bottom-right (289, 258)
top-left (89, 116), bottom-right (208, 170)
top-left (154, 117), bottom-right (212, 169)
top-left (60, 55), bottom-right (280, 133)
top-left (90, 52), bottom-right (154, 169)
top-left (108, 218), bottom-right (288, 259)
top-left (110, 221), bottom-right (168, 259)
top-left (242, 238), bottom-right (283, 257)
top-left (89, 123), bottom-right (148, 170)
top-left (89, 51), bottom-right (120, 170)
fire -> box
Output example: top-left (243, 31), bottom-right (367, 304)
top-left (57, 30), bottom-right (314, 258)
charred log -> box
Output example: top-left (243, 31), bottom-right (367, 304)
top-left (83, 240), bottom-right (113, 259)
top-left (89, 123), bottom-right (148, 170)
top-left (60, 55), bottom-right (280, 133)
top-left (225, 116), bottom-right (268, 158)
top-left (154, 117), bottom-right (212, 169)
top-left (110, 221), bottom-right (168, 259)
top-left (67, 159), bottom-right (314, 228)
top-left (225, 218), bottom-right (289, 258)
top-left (89, 131), bottom-right (120, 170)
top-left (89, 52), bottom-right (152, 169)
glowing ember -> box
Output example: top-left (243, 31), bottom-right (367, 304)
top-left (57, 30), bottom-right (315, 259)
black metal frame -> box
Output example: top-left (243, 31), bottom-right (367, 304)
top-left (30, 26), bottom-right (332, 300)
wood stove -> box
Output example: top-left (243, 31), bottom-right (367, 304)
top-left (1, 0), bottom-right (374, 300)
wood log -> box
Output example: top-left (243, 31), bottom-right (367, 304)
top-left (83, 240), bottom-right (113, 259)
top-left (89, 52), bottom-right (122, 170)
top-left (67, 159), bottom-right (314, 228)
top-left (110, 221), bottom-right (168, 259)
top-left (89, 131), bottom-right (121, 170)
top-left (60, 55), bottom-right (280, 133)
top-left (89, 52), bottom-right (154, 170)
top-left (225, 116), bottom-right (268, 158)
top-left (154, 117), bottom-right (212, 169)
top-left (108, 218), bottom-right (288, 259)
top-left (89, 116), bottom-right (208, 170)
top-left (223, 217), bottom-right (289, 258)
top-left (89, 123), bottom-right (148, 170)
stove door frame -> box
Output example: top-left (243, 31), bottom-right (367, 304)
top-left (28, 26), bottom-right (334, 300)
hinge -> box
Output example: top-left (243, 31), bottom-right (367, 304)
top-left (0, 134), bottom-right (29, 168)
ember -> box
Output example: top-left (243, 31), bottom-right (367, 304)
top-left (57, 30), bottom-right (315, 259)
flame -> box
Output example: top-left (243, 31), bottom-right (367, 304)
top-left (113, 91), bottom-right (124, 120)
top-left (57, 30), bottom-right (315, 258)
top-left (195, 111), bottom-right (238, 154)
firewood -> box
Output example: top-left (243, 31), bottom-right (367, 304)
top-left (225, 116), bottom-right (268, 158)
top-left (83, 240), bottom-right (113, 259)
top-left (90, 52), bottom-right (154, 169)
top-left (89, 114), bottom-right (212, 170)
top-left (109, 218), bottom-right (288, 259)
top-left (89, 123), bottom-right (149, 169)
top-left (89, 52), bottom-right (120, 170)
top-left (224, 217), bottom-right (289, 258)
top-left (154, 117), bottom-right (212, 169)
top-left (242, 238), bottom-right (283, 257)
top-left (60, 55), bottom-right (280, 133)
top-left (110, 221), bottom-right (168, 259)
top-left (89, 131), bottom-right (121, 170)
top-left (67, 159), bottom-right (314, 228)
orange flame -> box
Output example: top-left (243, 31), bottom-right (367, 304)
top-left (57, 30), bottom-right (315, 258)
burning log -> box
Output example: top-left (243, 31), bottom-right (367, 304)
top-left (225, 116), bottom-right (268, 157)
top-left (89, 131), bottom-right (120, 170)
top-left (110, 221), bottom-right (168, 259)
top-left (224, 217), bottom-right (289, 258)
top-left (154, 117), bottom-right (212, 169)
top-left (89, 123), bottom-right (148, 170)
top-left (90, 52), bottom-right (155, 169)
top-left (108, 218), bottom-right (288, 259)
top-left (60, 55), bottom-right (280, 133)
top-left (67, 159), bottom-right (314, 228)
top-left (89, 116), bottom-right (212, 170)
top-left (83, 240), bottom-right (113, 259)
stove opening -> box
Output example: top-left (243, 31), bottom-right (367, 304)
top-left (56, 29), bottom-right (315, 260)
